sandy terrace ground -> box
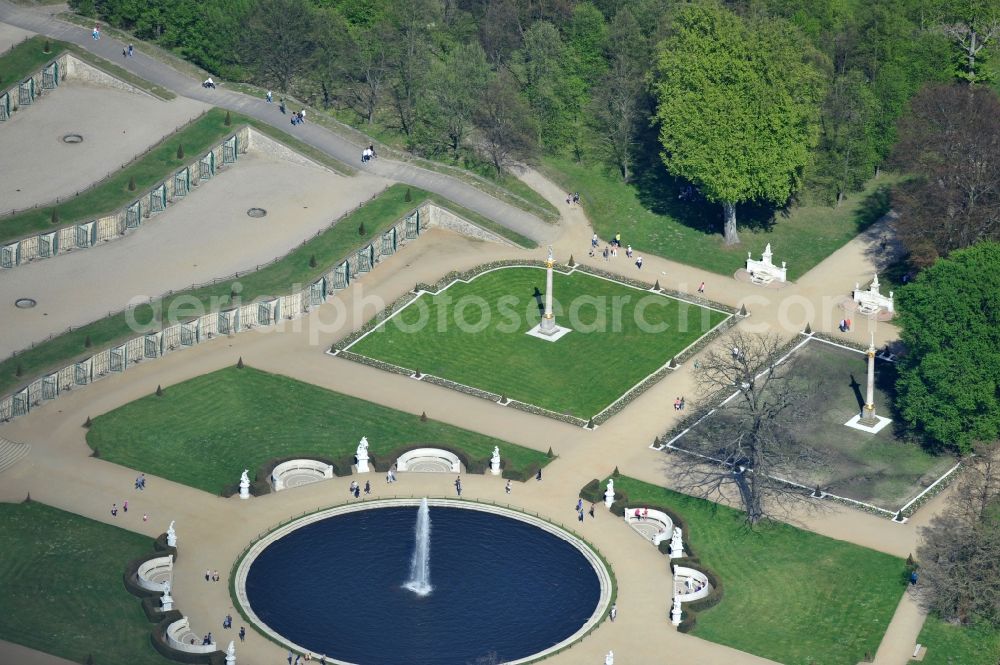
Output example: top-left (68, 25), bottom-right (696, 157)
top-left (0, 152), bottom-right (388, 356)
top-left (0, 20), bottom-right (31, 51)
top-left (0, 82), bottom-right (206, 213)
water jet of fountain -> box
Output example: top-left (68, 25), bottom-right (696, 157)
top-left (403, 498), bottom-right (432, 596)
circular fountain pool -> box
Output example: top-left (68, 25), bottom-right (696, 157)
top-left (235, 499), bottom-right (610, 665)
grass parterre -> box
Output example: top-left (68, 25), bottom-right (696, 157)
top-left (0, 501), bottom-right (171, 665)
top-left (347, 266), bottom-right (730, 418)
top-left (601, 475), bottom-right (906, 665)
top-left (86, 366), bottom-right (549, 494)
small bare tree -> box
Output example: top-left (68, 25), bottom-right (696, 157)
top-left (670, 330), bottom-right (814, 524)
top-left (916, 445), bottom-right (1000, 627)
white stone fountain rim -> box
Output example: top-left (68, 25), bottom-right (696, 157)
top-left (233, 498), bottom-right (613, 665)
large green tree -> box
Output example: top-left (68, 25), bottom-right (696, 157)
top-left (896, 242), bottom-right (1000, 453)
top-left (652, 3), bottom-right (824, 244)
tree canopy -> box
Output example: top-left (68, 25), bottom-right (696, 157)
top-left (652, 3), bottom-right (825, 244)
top-left (896, 242), bottom-right (1000, 453)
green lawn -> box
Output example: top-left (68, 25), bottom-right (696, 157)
top-left (673, 338), bottom-right (956, 510)
top-left (1, 107), bottom-right (236, 242)
top-left (0, 502), bottom-right (171, 665)
top-left (604, 476), bottom-right (907, 665)
top-left (349, 267), bottom-right (729, 418)
top-left (86, 366), bottom-right (549, 494)
top-left (0, 35), bottom-right (61, 92)
top-left (544, 156), bottom-right (898, 281)
top-left (914, 617), bottom-right (1000, 665)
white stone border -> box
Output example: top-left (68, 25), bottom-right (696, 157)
top-left (233, 498), bottom-right (613, 665)
top-left (342, 264), bottom-right (732, 423)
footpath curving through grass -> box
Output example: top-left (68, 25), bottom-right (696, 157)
top-left (545, 156), bottom-right (899, 281)
top-left (87, 366), bottom-right (550, 494)
top-left (350, 267), bottom-right (728, 418)
top-left (603, 475), bottom-right (906, 665)
top-left (913, 617), bottom-right (1000, 665)
top-left (0, 501), bottom-right (171, 665)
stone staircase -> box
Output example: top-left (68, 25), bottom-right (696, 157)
top-left (0, 437), bottom-right (30, 475)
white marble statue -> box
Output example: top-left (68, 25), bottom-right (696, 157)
top-left (239, 469), bottom-right (251, 500)
top-left (670, 526), bottom-right (684, 559)
top-left (226, 641), bottom-right (236, 665)
top-left (671, 597), bottom-right (683, 626)
top-left (490, 446), bottom-right (501, 475)
top-left (605, 650), bottom-right (614, 665)
top-left (604, 478), bottom-right (615, 508)
top-left (166, 521), bottom-right (177, 547)
top-left (356, 436), bottom-right (371, 473)
top-left (160, 581), bottom-right (174, 611)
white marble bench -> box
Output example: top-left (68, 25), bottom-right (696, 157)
top-left (271, 459), bottom-right (334, 491)
top-left (673, 565), bottom-right (711, 602)
top-left (623, 507), bottom-right (673, 546)
top-left (165, 616), bottom-right (215, 653)
top-left (135, 555), bottom-right (173, 592)
top-left (396, 448), bottom-right (462, 473)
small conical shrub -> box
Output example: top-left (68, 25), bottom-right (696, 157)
top-left (91, 448), bottom-right (100, 458)
top-left (739, 303), bottom-right (748, 316)
top-left (668, 356), bottom-right (677, 368)
top-left (330, 343), bottom-right (337, 353)
top-left (906, 553), bottom-right (915, 567)
top-left (155, 384), bottom-right (163, 397)
top-left (84, 335), bottom-right (92, 348)
top-left (224, 110), bottom-right (232, 126)
top-left (546, 446), bottom-right (554, 458)
top-left (358, 222), bottom-right (366, 236)
top-left (43, 40), bottom-right (51, 54)
top-left (176, 144), bottom-right (184, 160)
top-left (85, 655), bottom-right (94, 665)
top-left (612, 466), bottom-right (620, 477)
top-left (128, 176), bottom-right (136, 191)
top-left (309, 254), bottom-right (317, 268)
top-left (414, 368), bottom-right (422, 378)
top-left (24, 492), bottom-right (31, 503)
top-left (84, 416), bottom-right (92, 428)
top-left (50, 208), bottom-right (59, 225)
top-left (653, 280), bottom-right (661, 291)
top-left (654, 436), bottom-right (661, 447)
top-left (568, 254), bottom-right (575, 267)
top-left (804, 322), bottom-right (812, 334)
top-left (586, 418), bottom-right (595, 429)
top-left (14, 363), bottom-right (22, 377)
top-left (236, 357), bottom-right (244, 369)
top-left (420, 411), bottom-right (427, 422)
top-left (500, 394), bottom-right (508, 404)
top-left (404, 188), bottom-right (412, 202)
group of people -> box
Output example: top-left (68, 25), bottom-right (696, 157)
top-left (121, 43), bottom-right (135, 58)
top-left (565, 192), bottom-right (581, 205)
top-left (361, 145), bottom-right (377, 163)
top-left (632, 507), bottom-right (650, 521)
top-left (221, 613), bottom-right (233, 630)
top-left (673, 396), bottom-right (686, 411)
top-left (288, 651), bottom-right (327, 664)
top-left (110, 500), bottom-right (127, 517)
top-left (348, 480), bottom-right (370, 498)
top-left (290, 109), bottom-right (307, 126)
top-left (575, 498), bottom-right (597, 522)
top-left (590, 233), bottom-right (643, 269)
top-left (204, 569), bottom-right (221, 582)
top-left (838, 318), bottom-right (852, 332)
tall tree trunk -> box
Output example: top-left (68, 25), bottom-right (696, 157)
top-left (722, 201), bottom-right (739, 245)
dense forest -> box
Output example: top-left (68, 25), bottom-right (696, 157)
top-left (70, 0), bottom-right (998, 242)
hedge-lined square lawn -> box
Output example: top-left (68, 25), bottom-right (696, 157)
top-left (349, 267), bottom-right (729, 417)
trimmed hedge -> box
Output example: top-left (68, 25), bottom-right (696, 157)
top-left (501, 462), bottom-right (541, 482)
top-left (581, 480), bottom-right (723, 632)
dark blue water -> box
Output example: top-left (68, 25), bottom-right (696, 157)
top-left (245, 506), bottom-right (601, 665)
